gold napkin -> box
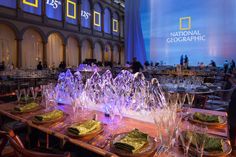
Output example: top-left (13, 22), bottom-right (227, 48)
top-left (185, 131), bottom-right (223, 152)
top-left (114, 129), bottom-right (148, 153)
top-left (193, 112), bottom-right (222, 123)
top-left (34, 110), bottom-right (63, 121)
top-left (14, 102), bottom-right (39, 112)
top-left (68, 120), bottom-right (101, 136)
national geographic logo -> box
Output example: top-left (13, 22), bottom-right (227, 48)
top-left (166, 16), bottom-right (206, 43)
top-left (179, 16), bottom-right (191, 31)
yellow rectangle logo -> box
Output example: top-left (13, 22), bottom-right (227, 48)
top-left (23, 0), bottom-right (38, 7)
top-left (179, 16), bottom-right (191, 30)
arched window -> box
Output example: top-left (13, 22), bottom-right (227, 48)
top-left (0, 0), bottom-right (16, 8)
top-left (113, 45), bottom-right (120, 64)
top-left (47, 33), bottom-right (64, 68)
top-left (81, 0), bottom-right (91, 28)
top-left (104, 8), bottom-right (111, 34)
top-left (0, 24), bottom-right (17, 67)
top-left (93, 3), bottom-right (102, 32)
top-left (81, 40), bottom-right (92, 62)
top-left (113, 12), bottom-right (119, 36)
top-left (66, 37), bottom-right (79, 67)
top-left (21, 0), bottom-right (42, 15)
top-left (22, 29), bottom-right (43, 69)
top-left (94, 42), bottom-right (103, 62)
top-left (104, 44), bottom-right (112, 62)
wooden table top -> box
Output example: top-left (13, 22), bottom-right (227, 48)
top-left (0, 102), bottom-right (229, 157)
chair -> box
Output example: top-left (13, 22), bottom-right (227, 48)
top-left (205, 86), bottom-right (236, 111)
top-left (1, 130), bottom-right (70, 157)
top-left (0, 131), bottom-right (14, 157)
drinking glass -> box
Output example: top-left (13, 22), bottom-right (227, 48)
top-left (15, 89), bottom-right (22, 103)
top-left (194, 125), bottom-right (208, 157)
top-left (25, 88), bottom-right (30, 103)
top-left (187, 92), bottom-right (195, 106)
top-left (177, 92), bottom-right (186, 110)
top-left (179, 126), bottom-right (193, 156)
top-left (152, 107), bottom-right (178, 153)
top-left (30, 87), bottom-right (38, 102)
top-left (168, 92), bottom-right (178, 107)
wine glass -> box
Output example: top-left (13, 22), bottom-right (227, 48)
top-left (194, 125), bottom-right (208, 157)
top-left (179, 125), bottom-right (193, 157)
top-left (187, 92), bottom-right (195, 106)
top-left (177, 92), bottom-right (186, 110)
top-left (15, 89), bottom-right (22, 103)
top-left (25, 88), bottom-right (30, 103)
top-left (168, 91), bottom-right (178, 107)
top-left (30, 87), bottom-right (38, 102)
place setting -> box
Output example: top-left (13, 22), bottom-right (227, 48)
top-left (179, 125), bottom-right (232, 157)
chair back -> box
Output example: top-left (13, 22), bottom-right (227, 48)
top-left (7, 131), bottom-right (70, 157)
top-left (0, 131), bottom-right (9, 155)
top-left (218, 86), bottom-right (236, 102)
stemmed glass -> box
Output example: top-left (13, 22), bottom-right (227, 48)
top-left (187, 92), bottom-right (195, 107)
top-left (177, 92), bottom-right (187, 110)
top-left (70, 91), bottom-right (79, 122)
top-left (25, 88), bottom-right (30, 103)
top-left (30, 87), bottom-right (38, 102)
top-left (20, 89), bottom-right (26, 102)
top-left (152, 107), bottom-right (179, 154)
top-left (15, 89), bottom-right (22, 103)
top-left (194, 125), bottom-right (208, 157)
top-left (168, 91), bottom-right (178, 107)
top-left (179, 124), bottom-right (193, 157)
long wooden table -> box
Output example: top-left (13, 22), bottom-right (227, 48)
top-left (0, 102), bottom-right (229, 157)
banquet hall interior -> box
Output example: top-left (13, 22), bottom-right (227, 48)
top-left (0, 0), bottom-right (236, 157)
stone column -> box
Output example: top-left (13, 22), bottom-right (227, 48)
top-left (42, 0), bottom-right (48, 23)
top-left (16, 0), bottom-right (23, 18)
top-left (111, 47), bottom-right (114, 63)
top-left (111, 14), bottom-right (114, 39)
top-left (63, 44), bottom-right (66, 64)
top-left (101, 47), bottom-right (105, 63)
top-left (101, 10), bottom-right (104, 36)
top-left (78, 0), bottom-right (82, 31)
top-left (91, 44), bottom-right (94, 59)
top-left (62, 0), bottom-right (66, 28)
top-left (42, 41), bottom-right (47, 64)
top-left (16, 38), bottom-right (22, 68)
top-left (78, 42), bottom-right (81, 64)
top-left (90, 6), bottom-right (94, 34)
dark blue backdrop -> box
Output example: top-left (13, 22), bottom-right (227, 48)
top-left (141, 0), bottom-right (236, 66)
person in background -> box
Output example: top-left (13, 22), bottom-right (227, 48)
top-left (43, 61), bottom-right (48, 69)
top-left (37, 61), bottom-right (43, 70)
top-left (150, 62), bottom-right (153, 67)
top-left (231, 60), bottom-right (235, 68)
top-left (155, 62), bottom-right (159, 67)
top-left (199, 62), bottom-right (205, 69)
top-left (59, 61), bottom-right (66, 69)
top-left (209, 60), bottom-right (216, 67)
top-left (228, 88), bottom-right (236, 151)
top-left (180, 55), bottom-right (184, 65)
top-left (0, 61), bottom-right (5, 71)
top-left (144, 61), bottom-right (150, 67)
top-left (131, 57), bottom-right (143, 73)
top-left (62, 61), bottom-right (66, 69)
top-left (224, 60), bottom-right (229, 73)
top-left (184, 55), bottom-right (189, 68)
